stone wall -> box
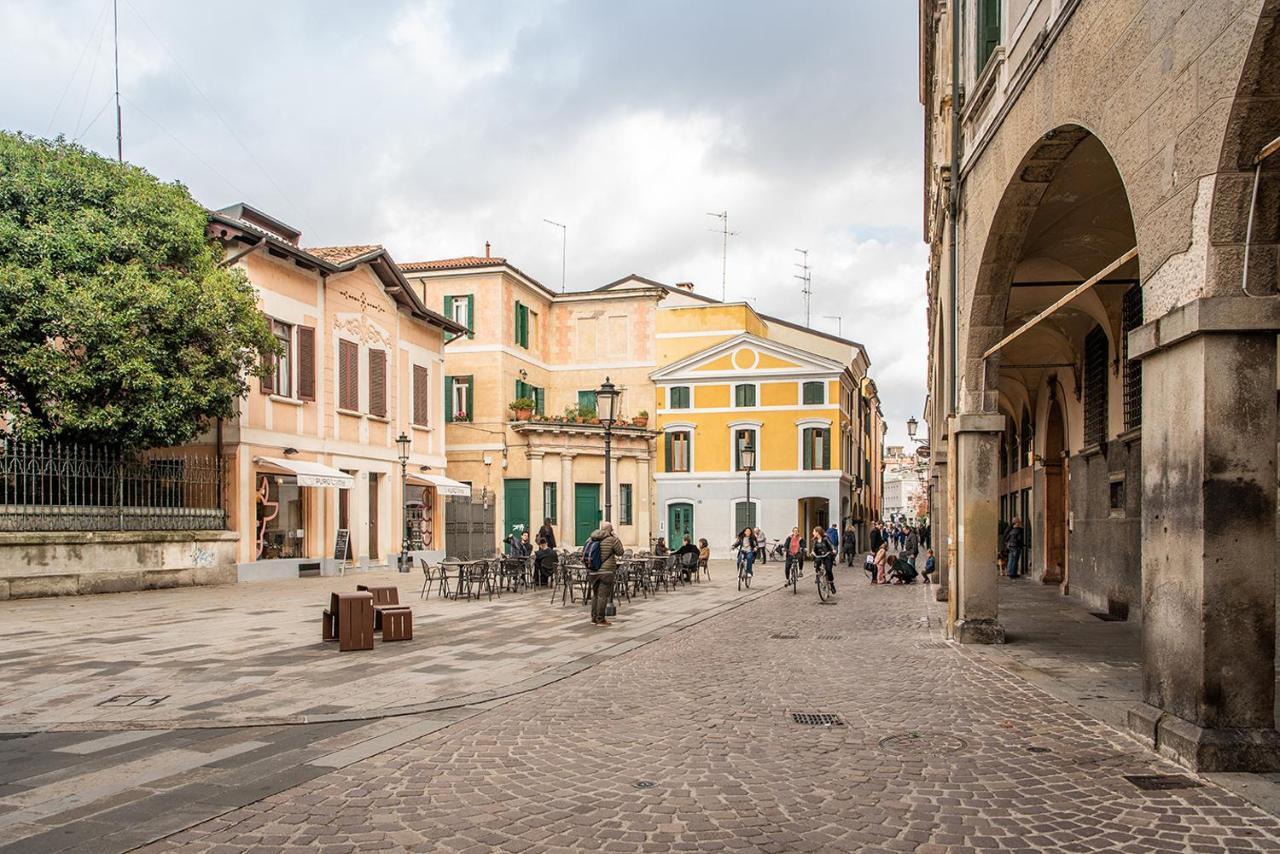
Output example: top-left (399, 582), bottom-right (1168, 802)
top-left (0, 531), bottom-right (239, 599)
top-left (1064, 441), bottom-right (1143, 619)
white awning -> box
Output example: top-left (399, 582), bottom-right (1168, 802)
top-left (407, 472), bottom-right (472, 497)
top-left (254, 457), bottom-right (354, 489)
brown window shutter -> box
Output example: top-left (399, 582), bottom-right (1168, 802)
top-left (260, 363), bottom-right (275, 395)
top-left (296, 326), bottom-right (315, 401)
top-left (339, 339), bottom-right (359, 411)
top-left (413, 364), bottom-right (430, 425)
top-left (369, 348), bottom-right (386, 417)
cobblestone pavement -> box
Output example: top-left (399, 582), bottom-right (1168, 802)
top-left (145, 573), bottom-right (1280, 853)
top-left (0, 563), bottom-right (759, 730)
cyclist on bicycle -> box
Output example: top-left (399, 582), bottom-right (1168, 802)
top-left (732, 526), bottom-right (758, 579)
top-left (783, 526), bottom-right (806, 586)
top-left (810, 526), bottom-right (836, 594)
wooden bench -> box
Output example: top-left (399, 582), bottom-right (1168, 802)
top-left (322, 591), bottom-right (374, 651)
top-left (380, 608), bottom-right (413, 641)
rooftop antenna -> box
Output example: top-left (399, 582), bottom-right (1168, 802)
top-left (706, 211), bottom-right (739, 301)
top-left (113, 0), bottom-right (122, 162)
top-left (822, 315), bottom-right (843, 338)
top-left (543, 219), bottom-right (566, 293)
top-left (795, 248), bottom-right (813, 327)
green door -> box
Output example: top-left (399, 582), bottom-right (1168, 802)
top-left (504, 479), bottom-right (530, 542)
top-left (574, 483), bottom-right (601, 546)
top-left (668, 502), bottom-right (694, 545)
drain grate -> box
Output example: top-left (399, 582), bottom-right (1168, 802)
top-left (1123, 774), bottom-right (1202, 791)
top-left (97, 694), bottom-right (168, 708)
top-left (878, 732), bottom-right (968, 755)
top-left (816, 634), bottom-right (844, 640)
top-left (792, 713), bottom-right (845, 727)
top-left (633, 780), bottom-right (657, 789)
top-left (770, 632), bottom-right (799, 640)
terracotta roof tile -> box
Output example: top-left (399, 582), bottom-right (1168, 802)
top-left (398, 256), bottom-right (507, 272)
top-left (305, 244), bottom-right (382, 264)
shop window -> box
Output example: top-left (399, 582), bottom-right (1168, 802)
top-left (619, 483), bottom-right (633, 525)
top-left (802, 427), bottom-right (831, 470)
top-left (446, 376), bottom-right (473, 422)
top-left (1083, 325), bottom-right (1109, 448)
top-left (666, 431), bottom-right (691, 472)
top-left (734, 384), bottom-right (756, 407)
top-left (802, 381), bottom-right (825, 405)
top-left (1122, 285), bottom-right (1143, 431)
top-left (669, 386), bottom-right (691, 409)
top-left (256, 474), bottom-right (304, 560)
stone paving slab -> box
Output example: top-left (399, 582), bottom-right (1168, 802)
top-left (142, 576), bottom-right (1280, 853)
top-left (0, 561), bottom-right (762, 731)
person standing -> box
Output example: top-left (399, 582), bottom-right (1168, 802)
top-left (587, 521), bottom-right (624, 626)
top-left (842, 522), bottom-right (858, 566)
top-left (870, 522), bottom-right (883, 554)
top-left (826, 523), bottom-right (839, 551)
top-left (783, 526), bottom-right (806, 585)
top-left (537, 517), bottom-right (557, 550)
top-left (754, 526), bottom-right (767, 564)
top-left (903, 525), bottom-right (919, 560)
top-left (1005, 517), bottom-right (1025, 579)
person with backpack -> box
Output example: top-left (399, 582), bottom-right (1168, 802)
top-left (584, 521), bottom-right (624, 627)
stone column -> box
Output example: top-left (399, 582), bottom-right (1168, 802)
top-left (931, 449), bottom-right (949, 603)
top-left (560, 451), bottom-right (576, 547)
top-left (637, 454), bottom-right (652, 550)
top-left (528, 450), bottom-right (545, 536)
top-left (949, 413), bottom-right (1005, 644)
top-left (1127, 297), bottom-right (1280, 771)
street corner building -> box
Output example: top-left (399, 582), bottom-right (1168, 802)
top-left (199, 203), bottom-right (470, 580)
top-left (919, 0), bottom-right (1280, 771)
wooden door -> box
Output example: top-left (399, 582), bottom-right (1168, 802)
top-left (574, 483), bottom-right (601, 546)
top-left (668, 502), bottom-right (694, 544)
top-left (368, 473), bottom-right (379, 560)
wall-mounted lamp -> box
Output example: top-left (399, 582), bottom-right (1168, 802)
top-left (283, 447), bottom-right (299, 456)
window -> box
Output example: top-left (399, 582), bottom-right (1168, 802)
top-left (734, 428), bottom-right (758, 471)
top-left (544, 483), bottom-right (557, 524)
top-left (446, 375), bottom-right (473, 422)
top-left (338, 339), bottom-right (359, 412)
top-left (412, 364), bottom-right (430, 426)
top-left (802, 427), bottom-right (831, 470)
top-left (669, 386), bottom-right (691, 409)
top-left (1122, 285), bottom-right (1143, 431)
top-left (368, 348), bottom-right (387, 417)
top-left (1083, 325), bottom-right (1108, 447)
top-left (256, 473), bottom-right (304, 559)
top-left (619, 483), bottom-right (633, 525)
top-left (1020, 409), bottom-right (1033, 468)
top-left (515, 379), bottom-right (545, 415)
top-left (264, 320), bottom-right (293, 398)
top-left (802, 381), bottom-right (825, 405)
top-left (976, 0), bottom-right (1001, 73)
top-left (665, 431), bottom-right (691, 472)
top-left (734, 501), bottom-right (757, 532)
top-left (577, 389), bottom-right (597, 417)
top-left (734, 384), bottom-right (756, 407)
top-left (1109, 474), bottom-right (1126, 516)
top-left (444, 295), bottom-right (474, 339)
top-left (514, 300), bottom-right (530, 349)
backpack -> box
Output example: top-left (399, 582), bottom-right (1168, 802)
top-left (583, 538), bottom-right (604, 571)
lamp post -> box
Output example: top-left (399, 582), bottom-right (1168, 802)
top-left (395, 432), bottom-right (411, 572)
top-left (595, 377), bottom-right (620, 523)
top-left (740, 440), bottom-right (756, 530)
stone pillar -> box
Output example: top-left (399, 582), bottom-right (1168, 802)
top-left (637, 454), bottom-right (652, 549)
top-left (931, 449), bottom-right (949, 603)
top-left (560, 451), bottom-right (576, 547)
top-left (528, 451), bottom-right (545, 537)
top-left (1127, 297), bottom-right (1280, 771)
top-left (949, 413), bottom-right (1005, 644)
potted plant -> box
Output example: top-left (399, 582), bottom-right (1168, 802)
top-left (578, 403), bottom-right (599, 424)
top-left (633, 410), bottom-right (649, 428)
top-left (509, 398), bottom-right (536, 421)
top-left (562, 404), bottom-right (580, 423)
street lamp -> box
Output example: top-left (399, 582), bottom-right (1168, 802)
top-left (395, 431), bottom-right (411, 572)
top-left (740, 439), bottom-right (756, 529)
top-left (595, 377), bottom-right (620, 522)
top-left (906, 416), bottom-right (919, 440)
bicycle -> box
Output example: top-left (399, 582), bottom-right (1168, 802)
top-left (784, 554), bottom-right (802, 594)
top-left (737, 549), bottom-right (752, 591)
top-left (815, 555), bottom-right (834, 602)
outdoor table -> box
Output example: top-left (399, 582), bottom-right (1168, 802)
top-left (334, 591), bottom-right (374, 652)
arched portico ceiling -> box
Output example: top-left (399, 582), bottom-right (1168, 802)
top-left (963, 126), bottom-right (1139, 409)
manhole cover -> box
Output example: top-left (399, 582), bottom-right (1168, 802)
top-left (1123, 774), bottom-right (1202, 791)
top-left (633, 780), bottom-right (657, 789)
top-left (878, 732), bottom-right (968, 755)
top-left (770, 632), bottom-right (799, 640)
top-left (792, 713), bottom-right (845, 727)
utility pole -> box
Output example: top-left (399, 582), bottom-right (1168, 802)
top-left (822, 315), bottom-right (843, 338)
top-left (795, 248), bottom-right (813, 327)
top-left (706, 211), bottom-right (739, 302)
top-left (543, 219), bottom-right (566, 292)
top-left (113, 0), bottom-right (122, 162)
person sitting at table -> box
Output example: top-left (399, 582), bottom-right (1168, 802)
top-left (674, 535), bottom-right (700, 581)
top-left (698, 538), bottom-right (710, 577)
top-left (518, 530), bottom-right (532, 557)
top-left (533, 537), bottom-right (558, 587)
top-left (654, 537), bottom-right (669, 556)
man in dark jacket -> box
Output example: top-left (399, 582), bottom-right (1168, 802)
top-left (588, 522), bottom-right (624, 626)
top-left (870, 523), bottom-right (883, 553)
top-left (1005, 517), bottom-right (1024, 578)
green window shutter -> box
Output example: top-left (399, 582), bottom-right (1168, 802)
top-left (514, 300), bottom-right (521, 347)
top-left (978, 0), bottom-right (1001, 71)
top-left (671, 386), bottom-right (689, 409)
top-left (822, 429), bottom-right (831, 470)
top-left (578, 389), bottom-right (596, 414)
top-left (803, 381), bottom-right (824, 405)
top-left (465, 295), bottom-right (475, 338)
top-left (466, 375), bottom-right (474, 421)
top-left (445, 377), bottom-right (454, 422)
top-left (534, 386), bottom-right (544, 415)
top-left (664, 433), bottom-right (673, 471)
top-left (803, 428), bottom-right (813, 470)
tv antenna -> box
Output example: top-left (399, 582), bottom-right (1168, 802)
top-left (706, 211), bottom-right (739, 302)
top-left (543, 219), bottom-right (566, 292)
top-left (795, 249), bottom-right (813, 327)
top-left (113, 0), bottom-right (122, 162)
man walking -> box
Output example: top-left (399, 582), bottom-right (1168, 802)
top-left (586, 521), bottom-right (624, 626)
top-left (1005, 517), bottom-right (1025, 579)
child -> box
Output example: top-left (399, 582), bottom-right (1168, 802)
top-left (923, 548), bottom-right (936, 584)
top-left (697, 538), bottom-right (710, 577)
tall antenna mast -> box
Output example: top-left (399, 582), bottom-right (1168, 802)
top-left (543, 219), bottom-right (566, 292)
top-left (113, 0), bottom-right (122, 163)
top-left (794, 248), bottom-right (813, 327)
top-left (706, 211), bottom-right (739, 301)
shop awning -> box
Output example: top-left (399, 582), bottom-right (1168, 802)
top-left (407, 472), bottom-right (472, 497)
top-left (254, 457), bottom-right (354, 489)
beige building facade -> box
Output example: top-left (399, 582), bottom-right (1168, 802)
top-left (920, 0), bottom-right (1280, 770)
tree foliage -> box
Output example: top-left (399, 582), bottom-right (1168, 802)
top-left (0, 132), bottom-right (276, 449)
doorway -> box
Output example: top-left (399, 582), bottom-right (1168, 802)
top-left (574, 483), bottom-right (601, 546)
top-left (368, 473), bottom-right (380, 561)
top-left (1042, 396), bottom-right (1068, 584)
top-left (668, 502), bottom-right (693, 545)
top-left (504, 478), bottom-right (530, 541)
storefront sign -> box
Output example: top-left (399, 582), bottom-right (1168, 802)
top-left (297, 473), bottom-right (353, 488)
top-left (335, 528), bottom-right (351, 562)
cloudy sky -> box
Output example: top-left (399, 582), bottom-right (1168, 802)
top-left (1, 0), bottom-right (926, 446)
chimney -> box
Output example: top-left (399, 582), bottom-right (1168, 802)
top-left (485, 241), bottom-right (491, 258)
top-left (674, 281), bottom-right (695, 292)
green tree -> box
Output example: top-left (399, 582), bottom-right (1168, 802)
top-left (0, 132), bottom-right (277, 449)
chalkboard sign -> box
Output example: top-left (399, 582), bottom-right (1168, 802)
top-left (334, 528), bottom-right (351, 563)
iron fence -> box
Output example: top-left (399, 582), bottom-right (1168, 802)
top-left (0, 439), bottom-right (226, 532)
